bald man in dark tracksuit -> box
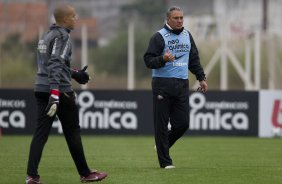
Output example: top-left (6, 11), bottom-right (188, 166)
top-left (25, 5), bottom-right (107, 184)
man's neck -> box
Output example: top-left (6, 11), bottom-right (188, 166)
top-left (164, 24), bottom-right (184, 35)
top-left (166, 23), bottom-right (173, 30)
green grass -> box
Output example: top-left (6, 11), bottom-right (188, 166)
top-left (0, 136), bottom-right (282, 184)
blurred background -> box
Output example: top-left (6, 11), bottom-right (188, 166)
top-left (0, 0), bottom-right (282, 90)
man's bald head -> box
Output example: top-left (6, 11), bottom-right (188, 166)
top-left (53, 5), bottom-right (74, 24)
top-left (53, 4), bottom-right (77, 30)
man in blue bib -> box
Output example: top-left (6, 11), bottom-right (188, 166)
top-left (144, 6), bottom-right (208, 169)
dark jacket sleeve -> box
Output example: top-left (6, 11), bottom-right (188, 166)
top-left (188, 32), bottom-right (206, 81)
top-left (143, 32), bottom-right (166, 69)
top-left (48, 32), bottom-right (68, 90)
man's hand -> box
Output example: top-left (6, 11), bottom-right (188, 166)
top-left (72, 66), bottom-right (90, 84)
top-left (198, 80), bottom-right (208, 93)
top-left (46, 89), bottom-right (59, 117)
top-left (163, 48), bottom-right (175, 62)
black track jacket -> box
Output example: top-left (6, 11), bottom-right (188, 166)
top-left (144, 25), bottom-right (206, 81)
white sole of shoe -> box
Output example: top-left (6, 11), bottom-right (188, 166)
top-left (164, 165), bottom-right (176, 169)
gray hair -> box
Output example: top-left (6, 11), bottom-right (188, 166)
top-left (166, 6), bottom-right (183, 17)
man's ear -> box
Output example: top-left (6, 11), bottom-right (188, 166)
top-left (63, 16), bottom-right (67, 23)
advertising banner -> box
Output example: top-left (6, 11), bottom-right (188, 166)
top-left (0, 89), bottom-right (259, 136)
top-left (187, 91), bottom-right (258, 136)
top-left (259, 90), bottom-right (282, 137)
top-left (0, 89), bottom-right (36, 135)
top-left (0, 90), bottom-right (154, 135)
top-left (52, 90), bottom-right (154, 135)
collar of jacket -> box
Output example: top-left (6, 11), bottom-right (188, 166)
top-left (50, 24), bottom-right (71, 33)
top-left (164, 24), bottom-right (184, 35)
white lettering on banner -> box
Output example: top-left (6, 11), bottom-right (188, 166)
top-left (0, 110), bottom-right (25, 128)
top-left (80, 108), bottom-right (137, 130)
top-left (53, 91), bottom-right (138, 133)
top-left (189, 93), bottom-right (249, 130)
top-left (0, 99), bottom-right (26, 108)
top-left (77, 91), bottom-right (138, 109)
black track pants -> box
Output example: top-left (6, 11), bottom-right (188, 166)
top-left (27, 92), bottom-right (90, 177)
top-left (152, 77), bottom-right (190, 168)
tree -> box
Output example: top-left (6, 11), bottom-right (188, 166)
top-left (0, 34), bottom-right (36, 87)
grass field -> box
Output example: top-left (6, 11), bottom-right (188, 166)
top-left (0, 135), bottom-right (281, 184)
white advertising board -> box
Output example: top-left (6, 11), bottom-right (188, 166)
top-left (259, 90), bottom-right (282, 137)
